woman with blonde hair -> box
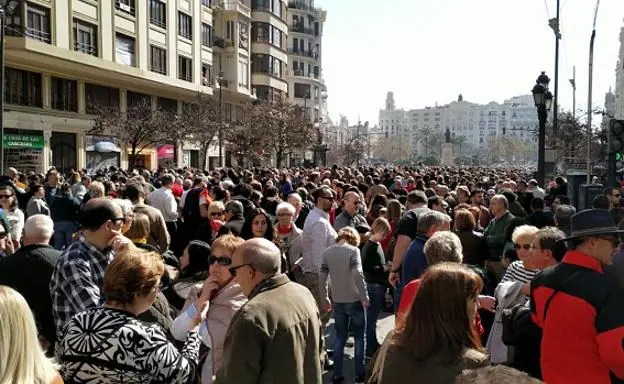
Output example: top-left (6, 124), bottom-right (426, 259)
top-left (0, 285), bottom-right (62, 384)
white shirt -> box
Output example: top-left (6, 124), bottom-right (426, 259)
top-left (300, 207), bottom-right (336, 273)
top-left (147, 187), bottom-right (178, 222)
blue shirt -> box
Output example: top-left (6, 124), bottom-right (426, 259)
top-left (401, 234), bottom-right (429, 289)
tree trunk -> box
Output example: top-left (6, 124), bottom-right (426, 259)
top-left (130, 144), bottom-right (137, 170)
top-left (199, 142), bottom-right (210, 171)
top-left (276, 150), bottom-right (283, 168)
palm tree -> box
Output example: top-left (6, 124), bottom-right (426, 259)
top-left (416, 126), bottom-right (434, 158)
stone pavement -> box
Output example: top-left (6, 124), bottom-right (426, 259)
top-left (322, 312), bottom-right (395, 384)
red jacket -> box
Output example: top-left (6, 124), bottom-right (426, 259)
top-left (531, 250), bottom-right (624, 383)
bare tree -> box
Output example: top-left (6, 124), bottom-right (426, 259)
top-left (372, 136), bottom-right (411, 163)
top-left (258, 98), bottom-right (316, 168)
top-left (174, 93), bottom-right (221, 170)
top-left (224, 103), bottom-right (267, 166)
top-left (90, 99), bottom-right (172, 169)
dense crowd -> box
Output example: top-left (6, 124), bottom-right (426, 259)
top-left (0, 163), bottom-right (623, 384)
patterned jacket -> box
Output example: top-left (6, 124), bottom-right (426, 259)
top-left (57, 307), bottom-right (200, 383)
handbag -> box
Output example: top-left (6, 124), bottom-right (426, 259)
top-left (366, 331), bottom-right (393, 384)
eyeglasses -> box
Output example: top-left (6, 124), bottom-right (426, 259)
top-left (209, 256), bottom-right (232, 266)
top-left (0, 194), bottom-right (12, 199)
top-left (322, 196), bottom-right (335, 201)
top-left (229, 263), bottom-right (255, 276)
top-left (211, 211), bottom-right (224, 216)
top-left (111, 217), bottom-right (127, 224)
top-left (514, 243), bottom-right (532, 250)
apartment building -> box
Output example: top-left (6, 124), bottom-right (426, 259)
top-left (286, 0), bottom-right (326, 124)
top-left (3, 0), bottom-right (255, 173)
top-left (378, 92), bottom-right (539, 160)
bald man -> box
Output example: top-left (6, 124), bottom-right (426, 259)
top-left (215, 238), bottom-right (323, 384)
top-left (334, 191), bottom-right (367, 231)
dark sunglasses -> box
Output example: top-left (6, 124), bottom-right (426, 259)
top-left (209, 256), bottom-right (232, 266)
top-left (229, 263), bottom-right (255, 276)
top-left (0, 194), bottom-right (13, 199)
top-left (211, 211), bottom-right (224, 216)
top-left (111, 217), bottom-right (127, 224)
top-left (514, 243), bottom-right (532, 250)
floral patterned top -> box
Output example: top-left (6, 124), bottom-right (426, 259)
top-left (56, 307), bottom-right (200, 384)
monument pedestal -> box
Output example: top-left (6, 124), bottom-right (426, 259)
top-left (441, 143), bottom-right (454, 165)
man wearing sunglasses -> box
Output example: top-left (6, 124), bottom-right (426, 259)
top-left (215, 238), bottom-right (322, 383)
top-left (531, 209), bottom-right (624, 384)
top-left (50, 198), bottom-right (134, 336)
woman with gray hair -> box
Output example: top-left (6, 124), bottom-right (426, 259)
top-left (274, 201), bottom-right (302, 277)
top-left (397, 231), bottom-right (495, 329)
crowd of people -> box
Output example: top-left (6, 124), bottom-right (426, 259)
top-left (0, 163), bottom-right (623, 384)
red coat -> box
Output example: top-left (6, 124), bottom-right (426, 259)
top-left (531, 250), bottom-right (624, 383)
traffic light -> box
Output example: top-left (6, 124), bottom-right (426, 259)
top-left (608, 119), bottom-right (624, 186)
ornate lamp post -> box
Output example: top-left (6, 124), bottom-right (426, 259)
top-left (532, 71), bottom-right (553, 186)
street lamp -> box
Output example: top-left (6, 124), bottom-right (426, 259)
top-left (217, 70), bottom-right (224, 168)
top-left (532, 71), bottom-right (553, 186)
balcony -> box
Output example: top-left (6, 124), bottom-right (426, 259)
top-left (287, 48), bottom-right (317, 59)
top-left (25, 28), bottom-right (51, 44)
top-left (290, 23), bottom-right (317, 36)
top-left (212, 0), bottom-right (252, 18)
top-left (74, 41), bottom-right (97, 56)
top-left (288, 0), bottom-right (316, 12)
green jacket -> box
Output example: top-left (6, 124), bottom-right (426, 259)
top-left (214, 274), bottom-right (323, 384)
top-left (483, 211), bottom-right (514, 261)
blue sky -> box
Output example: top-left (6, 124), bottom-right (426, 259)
top-left (314, 0), bottom-right (624, 126)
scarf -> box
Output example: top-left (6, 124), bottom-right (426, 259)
top-left (277, 224), bottom-right (293, 235)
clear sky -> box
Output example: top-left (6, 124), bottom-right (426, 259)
top-left (314, 0), bottom-right (624, 127)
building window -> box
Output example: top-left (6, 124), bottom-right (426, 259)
top-left (202, 64), bottom-right (212, 86)
top-left (116, 0), bottom-right (135, 16)
top-left (51, 77), bottom-right (78, 112)
top-left (178, 12), bottom-right (192, 39)
top-left (201, 23), bottom-right (212, 47)
top-left (73, 19), bottom-right (98, 56)
top-left (5, 68), bottom-right (42, 107)
top-left (85, 83), bottom-right (120, 114)
top-left (178, 55), bottom-right (192, 82)
top-left (127, 91), bottom-right (151, 108)
top-left (150, 45), bottom-right (167, 75)
top-left (26, 3), bottom-right (51, 43)
top-left (115, 33), bottom-right (136, 66)
top-left (294, 83), bottom-right (310, 98)
top-left (251, 22), bottom-right (283, 49)
top-left (157, 97), bottom-right (178, 114)
top-left (251, 54), bottom-right (283, 78)
top-left (150, 0), bottom-right (166, 28)
top-left (202, 0), bottom-right (212, 6)
top-left (238, 61), bottom-right (248, 88)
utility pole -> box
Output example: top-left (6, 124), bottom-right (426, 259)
top-left (586, 0), bottom-right (601, 183)
top-left (217, 71), bottom-right (224, 168)
top-left (569, 66), bottom-right (576, 120)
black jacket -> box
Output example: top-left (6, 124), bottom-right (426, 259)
top-left (0, 244), bottom-right (62, 345)
top-left (218, 216), bottom-right (245, 237)
top-left (528, 211), bottom-right (555, 229)
top-left (455, 230), bottom-right (488, 267)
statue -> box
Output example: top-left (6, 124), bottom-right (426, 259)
top-left (445, 128), bottom-right (451, 143)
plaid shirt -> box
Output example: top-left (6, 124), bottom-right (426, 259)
top-left (50, 235), bottom-right (114, 336)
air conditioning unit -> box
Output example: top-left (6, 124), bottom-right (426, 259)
top-left (119, 2), bottom-right (132, 12)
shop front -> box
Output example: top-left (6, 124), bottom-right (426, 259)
top-left (86, 135), bottom-right (121, 174)
top-left (3, 129), bottom-right (45, 173)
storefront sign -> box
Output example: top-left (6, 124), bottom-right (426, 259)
top-left (3, 133), bottom-right (44, 149)
top-left (157, 145), bottom-right (174, 159)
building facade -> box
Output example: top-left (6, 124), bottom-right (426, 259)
top-left (378, 92), bottom-right (539, 161)
top-left (3, 0), bottom-right (260, 173)
top-left (285, 0), bottom-right (326, 125)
